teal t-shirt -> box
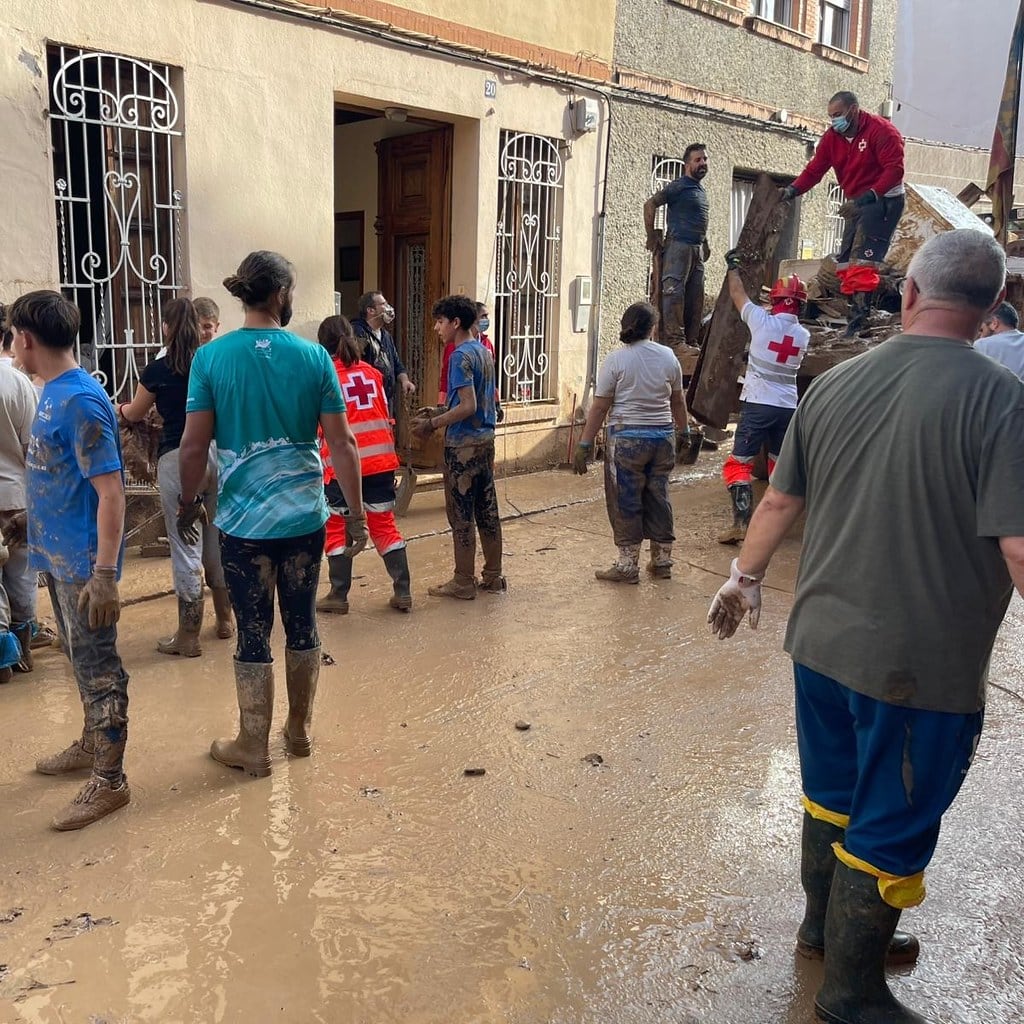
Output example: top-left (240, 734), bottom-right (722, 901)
top-left (186, 328), bottom-right (345, 540)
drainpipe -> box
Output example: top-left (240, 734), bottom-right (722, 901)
top-left (581, 91), bottom-right (612, 415)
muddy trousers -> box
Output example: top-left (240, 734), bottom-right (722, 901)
top-left (220, 528), bottom-right (325, 664)
top-left (158, 446), bottom-right (226, 600)
top-left (443, 440), bottom-right (502, 583)
top-left (604, 431), bottom-right (676, 549)
top-left (45, 574), bottom-right (129, 783)
top-left (661, 240), bottom-right (705, 347)
top-left (794, 663), bottom-right (983, 908)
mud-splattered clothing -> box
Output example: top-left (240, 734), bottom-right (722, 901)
top-left (442, 441), bottom-right (502, 583)
top-left (27, 368), bottom-right (124, 582)
top-left (795, 663), bottom-right (981, 886)
top-left (603, 430), bottom-right (676, 547)
top-left (445, 341), bottom-right (496, 446)
top-left (0, 361), bottom-right (38, 509)
top-left (186, 328), bottom-right (344, 540)
top-left (773, 334), bottom-right (1024, 715)
top-left (220, 527), bottom-right (324, 663)
top-left (46, 573), bottom-right (129, 777)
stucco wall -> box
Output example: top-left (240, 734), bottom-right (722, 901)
top-left (0, 0), bottom-right (604, 437)
top-left (614, 0), bottom-right (898, 122)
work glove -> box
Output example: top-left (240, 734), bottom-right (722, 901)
top-left (724, 248), bottom-right (742, 271)
top-left (1, 510), bottom-right (27, 548)
top-left (176, 494), bottom-right (208, 545)
top-left (342, 512), bottom-right (369, 558)
top-left (78, 566), bottom-right (120, 630)
top-left (646, 228), bottom-right (664, 253)
top-left (837, 200), bottom-right (858, 219)
top-left (411, 415), bottom-right (436, 440)
top-left (778, 185), bottom-right (797, 202)
top-left (855, 189), bottom-right (879, 206)
top-left (572, 440), bottom-right (593, 475)
top-left (707, 558), bottom-right (763, 639)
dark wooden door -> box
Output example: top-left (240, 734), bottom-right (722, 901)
top-left (377, 126), bottom-right (452, 462)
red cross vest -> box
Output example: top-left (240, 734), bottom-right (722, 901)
top-left (320, 359), bottom-right (399, 482)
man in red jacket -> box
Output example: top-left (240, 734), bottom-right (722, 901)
top-left (781, 91), bottom-right (905, 336)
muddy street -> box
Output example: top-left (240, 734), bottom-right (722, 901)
top-left (1, 468), bottom-right (1022, 1024)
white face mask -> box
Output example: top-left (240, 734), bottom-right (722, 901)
top-left (380, 303), bottom-right (396, 326)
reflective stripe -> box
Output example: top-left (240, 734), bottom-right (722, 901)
top-left (364, 500), bottom-right (396, 513)
top-left (351, 418), bottom-right (391, 436)
top-left (748, 354), bottom-right (800, 384)
top-left (360, 442), bottom-right (395, 459)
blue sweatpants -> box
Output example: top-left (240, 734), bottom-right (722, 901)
top-left (795, 663), bottom-right (983, 879)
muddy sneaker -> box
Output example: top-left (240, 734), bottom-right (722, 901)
top-left (479, 575), bottom-right (507, 594)
top-left (717, 524), bottom-right (747, 545)
top-left (316, 589), bottom-right (349, 615)
top-left (595, 565), bottom-right (640, 584)
top-left (646, 561), bottom-right (672, 579)
top-left (427, 577), bottom-right (476, 600)
top-left (36, 739), bottom-right (96, 776)
top-left (51, 774), bottom-right (131, 831)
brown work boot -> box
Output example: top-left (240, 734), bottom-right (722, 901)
top-left (211, 660), bottom-right (274, 778)
top-left (210, 586), bottom-right (236, 639)
top-left (51, 774), bottom-right (131, 831)
top-left (283, 647), bottom-right (320, 757)
top-left (647, 542), bottom-right (673, 579)
top-left (36, 737), bottom-right (95, 775)
top-left (428, 575), bottom-right (476, 600)
top-left (157, 596), bottom-right (204, 657)
top-left (595, 564), bottom-right (640, 584)
top-left (479, 574), bottom-right (507, 593)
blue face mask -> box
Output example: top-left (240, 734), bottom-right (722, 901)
top-left (831, 114), bottom-right (851, 134)
top-left (478, 318), bottom-right (490, 333)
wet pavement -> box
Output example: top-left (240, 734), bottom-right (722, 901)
top-left (1, 464), bottom-right (1023, 1023)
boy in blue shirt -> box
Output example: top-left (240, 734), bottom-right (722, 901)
top-left (11, 290), bottom-right (130, 830)
top-left (413, 294), bottom-right (504, 598)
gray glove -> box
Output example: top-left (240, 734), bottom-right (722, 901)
top-left (342, 513), bottom-right (369, 558)
top-left (78, 566), bottom-right (120, 630)
top-left (779, 185), bottom-right (797, 202)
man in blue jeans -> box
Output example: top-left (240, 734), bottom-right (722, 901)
top-left (11, 290), bottom-right (130, 830)
top-left (708, 229), bottom-right (1024, 1023)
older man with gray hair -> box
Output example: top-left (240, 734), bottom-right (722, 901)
top-left (707, 229), bottom-right (1024, 1024)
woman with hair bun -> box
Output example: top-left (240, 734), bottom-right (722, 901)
top-left (177, 250), bottom-right (365, 779)
top-left (572, 301), bottom-right (690, 583)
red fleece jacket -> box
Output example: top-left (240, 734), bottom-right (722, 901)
top-left (792, 111), bottom-right (905, 200)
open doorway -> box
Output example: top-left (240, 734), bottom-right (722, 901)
top-left (333, 105), bottom-right (453, 437)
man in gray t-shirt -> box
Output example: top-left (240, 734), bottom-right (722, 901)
top-left (974, 299), bottom-right (1024, 378)
top-left (707, 230), bottom-right (1024, 1024)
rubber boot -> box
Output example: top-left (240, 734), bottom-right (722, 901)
top-left (282, 647), bottom-right (320, 756)
top-left (797, 813), bottom-right (919, 966)
top-left (814, 863), bottom-right (929, 1024)
top-left (647, 541), bottom-right (673, 579)
top-left (52, 726), bottom-right (130, 831)
top-left (210, 586), bottom-right (236, 639)
top-left (156, 596), bottom-right (204, 657)
top-left (596, 544), bottom-right (641, 583)
top-left (210, 660), bottom-right (274, 778)
top-left (383, 547), bottom-right (413, 612)
top-left (844, 291), bottom-right (871, 338)
top-left (12, 622), bottom-right (32, 672)
top-left (718, 483), bottom-right (753, 545)
top-left (316, 554), bottom-right (352, 614)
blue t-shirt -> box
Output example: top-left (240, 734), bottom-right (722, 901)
top-left (186, 328), bottom-right (345, 540)
top-left (27, 368), bottom-right (125, 582)
top-left (445, 340), bottom-right (496, 446)
top-left (662, 175), bottom-right (709, 245)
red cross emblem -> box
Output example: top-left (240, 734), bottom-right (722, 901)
top-left (767, 335), bottom-right (801, 364)
top-left (342, 371), bottom-right (378, 410)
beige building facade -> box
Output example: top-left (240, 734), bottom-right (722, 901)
top-left (1, 0), bottom-right (616, 468)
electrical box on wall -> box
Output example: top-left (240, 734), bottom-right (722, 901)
top-left (571, 275), bottom-right (593, 333)
top-left (574, 98), bottom-right (599, 134)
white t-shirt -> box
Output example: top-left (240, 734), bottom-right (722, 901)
top-left (974, 330), bottom-right (1024, 380)
top-left (739, 302), bottom-right (810, 409)
top-left (0, 362), bottom-right (39, 509)
top-left (596, 340), bottom-right (683, 426)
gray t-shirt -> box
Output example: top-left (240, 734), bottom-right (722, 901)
top-left (0, 361), bottom-right (38, 510)
top-left (974, 329), bottom-right (1024, 380)
top-left (596, 340), bottom-right (683, 427)
top-left (772, 334), bottom-right (1024, 714)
